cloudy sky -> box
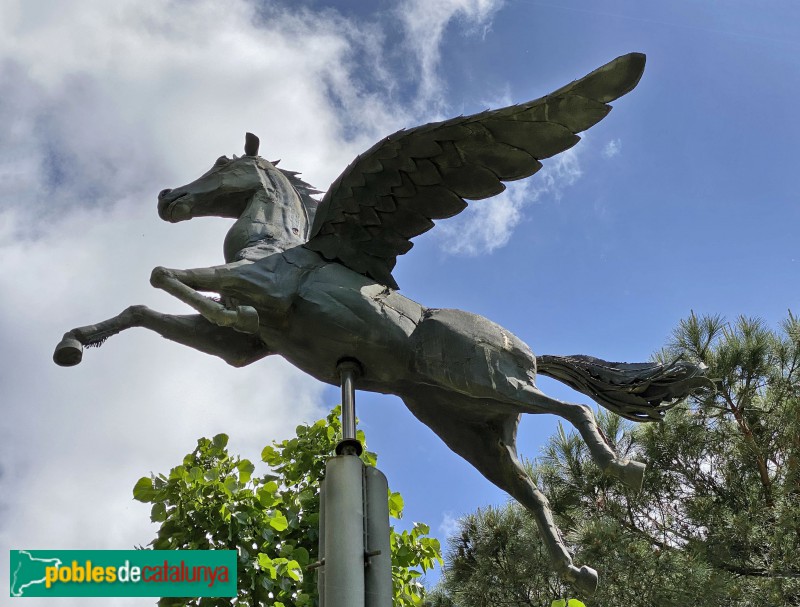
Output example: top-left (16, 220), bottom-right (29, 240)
top-left (2, 0), bottom-right (799, 604)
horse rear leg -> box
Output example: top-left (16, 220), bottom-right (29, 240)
top-left (402, 396), bottom-right (598, 595)
top-left (519, 386), bottom-right (646, 491)
top-left (54, 306), bottom-right (270, 367)
top-left (409, 308), bottom-right (643, 489)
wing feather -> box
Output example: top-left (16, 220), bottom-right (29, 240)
top-left (401, 185), bottom-right (467, 219)
top-left (437, 164), bottom-right (506, 199)
top-left (306, 53), bottom-right (646, 289)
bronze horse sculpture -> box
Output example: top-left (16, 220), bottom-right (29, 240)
top-left (54, 53), bottom-right (708, 593)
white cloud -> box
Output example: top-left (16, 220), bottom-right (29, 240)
top-left (438, 511), bottom-right (462, 539)
top-left (437, 146), bottom-right (583, 255)
top-left (397, 0), bottom-right (504, 112)
top-left (602, 138), bottom-right (622, 159)
top-left (0, 1), bottom-right (507, 604)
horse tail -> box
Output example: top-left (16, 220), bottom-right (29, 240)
top-left (536, 354), bottom-right (713, 422)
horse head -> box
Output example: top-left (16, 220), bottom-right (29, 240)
top-left (157, 134), bottom-right (321, 261)
top-left (157, 133), bottom-right (269, 224)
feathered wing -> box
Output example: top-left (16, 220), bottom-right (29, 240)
top-left (305, 53), bottom-right (646, 289)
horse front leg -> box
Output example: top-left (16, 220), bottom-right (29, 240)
top-left (149, 262), bottom-right (259, 334)
top-left (54, 306), bottom-right (270, 367)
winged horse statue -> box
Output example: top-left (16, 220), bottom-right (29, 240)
top-left (54, 53), bottom-right (708, 594)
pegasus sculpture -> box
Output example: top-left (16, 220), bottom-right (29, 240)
top-left (54, 53), bottom-right (708, 594)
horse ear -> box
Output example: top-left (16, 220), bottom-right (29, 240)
top-left (244, 132), bottom-right (260, 156)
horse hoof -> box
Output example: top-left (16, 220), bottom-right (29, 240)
top-left (54, 335), bottom-right (83, 367)
top-left (619, 460), bottom-right (646, 492)
top-left (233, 306), bottom-right (259, 334)
top-left (573, 565), bottom-right (598, 595)
top-left (558, 563), bottom-right (598, 595)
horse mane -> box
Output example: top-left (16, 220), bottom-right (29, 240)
top-left (272, 162), bottom-right (322, 231)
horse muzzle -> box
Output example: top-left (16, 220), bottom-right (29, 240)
top-left (157, 189), bottom-right (191, 223)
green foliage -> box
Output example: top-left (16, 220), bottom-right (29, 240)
top-left (432, 504), bottom-right (570, 606)
top-left (134, 406), bottom-right (442, 606)
top-left (391, 521), bottom-right (442, 605)
top-left (435, 312), bottom-right (800, 606)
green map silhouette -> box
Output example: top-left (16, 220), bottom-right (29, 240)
top-left (10, 551), bottom-right (62, 596)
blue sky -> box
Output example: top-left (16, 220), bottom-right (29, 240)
top-left (1, 1), bottom-right (798, 603)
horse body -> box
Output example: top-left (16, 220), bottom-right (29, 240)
top-left (54, 55), bottom-right (711, 594)
top-left (228, 247), bottom-right (423, 389)
top-left (196, 243), bottom-right (531, 402)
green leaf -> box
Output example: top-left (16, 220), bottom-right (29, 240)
top-left (361, 450), bottom-right (378, 467)
top-left (237, 459), bottom-right (255, 484)
top-left (567, 600), bottom-right (586, 607)
top-left (223, 476), bottom-right (238, 494)
top-left (257, 486), bottom-right (280, 508)
top-left (292, 546), bottom-right (310, 567)
top-left (150, 502), bottom-right (167, 522)
top-left (133, 477), bottom-right (156, 502)
top-left (388, 491), bottom-right (404, 518)
top-left (551, 601), bottom-right (566, 607)
top-left (212, 433), bottom-right (229, 450)
top-left (269, 511), bottom-right (289, 531)
top-left (219, 503), bottom-right (230, 522)
top-left (279, 543), bottom-right (294, 558)
top-left (168, 465), bottom-right (186, 481)
top-left (234, 511), bottom-right (250, 525)
top-left (257, 553), bottom-right (277, 579)
top-left (261, 445), bottom-right (277, 463)
top-left (285, 560), bottom-right (302, 581)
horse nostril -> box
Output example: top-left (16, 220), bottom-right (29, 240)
top-left (159, 188), bottom-right (172, 199)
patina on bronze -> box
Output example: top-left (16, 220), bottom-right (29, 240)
top-left (53, 53), bottom-right (709, 594)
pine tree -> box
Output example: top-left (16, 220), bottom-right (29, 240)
top-left (435, 312), bottom-right (800, 606)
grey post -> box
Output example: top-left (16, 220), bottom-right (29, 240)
top-left (364, 466), bottom-right (392, 607)
top-left (322, 455), bottom-right (366, 607)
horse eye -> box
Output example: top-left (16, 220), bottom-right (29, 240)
top-left (214, 155), bottom-right (230, 167)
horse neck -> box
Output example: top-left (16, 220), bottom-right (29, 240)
top-left (223, 185), bottom-right (308, 262)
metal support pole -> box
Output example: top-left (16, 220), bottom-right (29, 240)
top-left (336, 359), bottom-right (362, 455)
top-left (317, 358), bottom-right (392, 607)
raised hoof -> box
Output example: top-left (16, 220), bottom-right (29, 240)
top-left (562, 564), bottom-right (598, 595)
top-left (233, 306), bottom-right (260, 334)
top-left (573, 565), bottom-right (598, 595)
top-left (53, 335), bottom-right (83, 367)
top-left (619, 460), bottom-right (646, 492)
